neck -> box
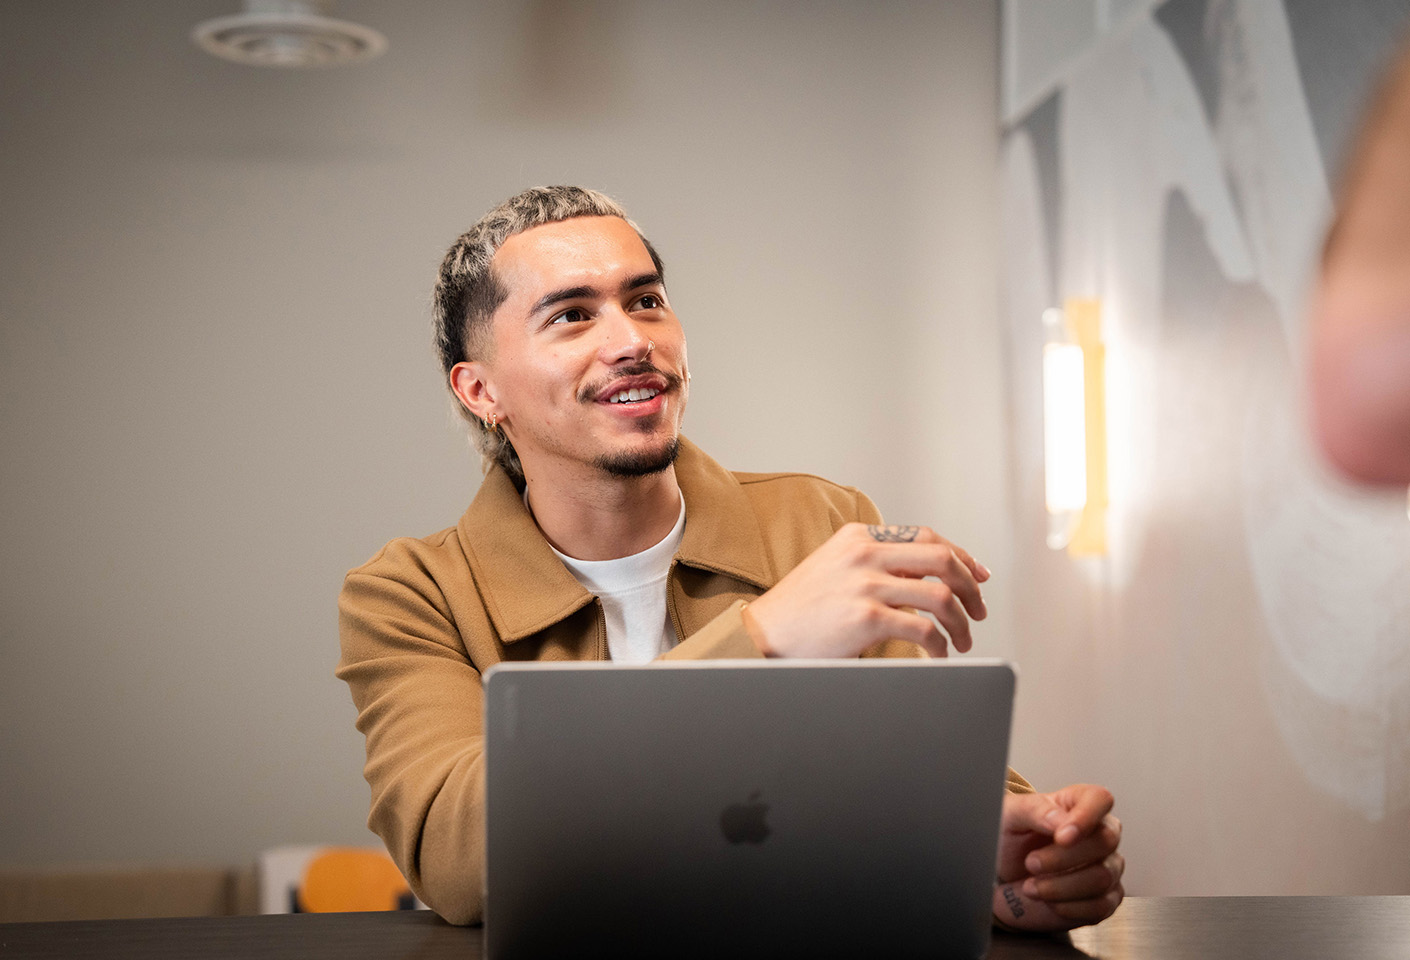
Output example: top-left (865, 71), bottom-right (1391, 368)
top-left (521, 461), bottom-right (682, 561)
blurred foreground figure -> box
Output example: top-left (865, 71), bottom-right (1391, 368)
top-left (1310, 39), bottom-right (1410, 486)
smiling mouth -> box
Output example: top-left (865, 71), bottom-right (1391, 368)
top-left (581, 360), bottom-right (683, 406)
top-left (606, 387), bottom-right (662, 404)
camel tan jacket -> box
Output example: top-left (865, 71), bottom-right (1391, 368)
top-left (337, 437), bottom-right (1031, 924)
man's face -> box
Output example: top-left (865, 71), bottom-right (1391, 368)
top-left (470, 215), bottom-right (689, 480)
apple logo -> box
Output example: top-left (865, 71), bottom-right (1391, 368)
top-left (720, 790), bottom-right (771, 844)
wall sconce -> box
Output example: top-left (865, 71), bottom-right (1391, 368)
top-left (1043, 299), bottom-right (1108, 554)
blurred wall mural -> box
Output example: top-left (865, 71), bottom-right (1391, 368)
top-left (1001, 0), bottom-right (1410, 892)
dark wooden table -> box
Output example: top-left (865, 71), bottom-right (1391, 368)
top-left (2, 896), bottom-right (1408, 959)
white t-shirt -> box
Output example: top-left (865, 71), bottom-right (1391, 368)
top-left (541, 496), bottom-right (687, 664)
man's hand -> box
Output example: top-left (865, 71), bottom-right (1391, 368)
top-left (992, 785), bottom-right (1124, 932)
top-left (743, 522), bottom-right (990, 659)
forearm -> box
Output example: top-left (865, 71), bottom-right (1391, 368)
top-left (364, 722), bottom-right (487, 924)
top-left (337, 571), bottom-right (490, 924)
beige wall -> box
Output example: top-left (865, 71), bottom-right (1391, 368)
top-left (0, 1), bottom-right (1009, 865)
top-left (8, 0), bottom-right (1406, 904)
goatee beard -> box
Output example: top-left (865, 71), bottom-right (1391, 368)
top-left (593, 437), bottom-right (681, 477)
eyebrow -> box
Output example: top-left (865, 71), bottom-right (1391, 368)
top-left (530, 285), bottom-right (595, 316)
top-left (528, 273), bottom-right (665, 317)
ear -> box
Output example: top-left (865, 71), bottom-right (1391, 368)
top-left (450, 360), bottom-right (498, 424)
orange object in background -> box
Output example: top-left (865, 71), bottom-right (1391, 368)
top-left (296, 848), bottom-right (413, 913)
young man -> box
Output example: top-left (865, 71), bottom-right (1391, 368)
top-left (337, 186), bottom-right (1124, 929)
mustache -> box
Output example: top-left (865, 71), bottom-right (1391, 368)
top-left (577, 361), bottom-right (684, 404)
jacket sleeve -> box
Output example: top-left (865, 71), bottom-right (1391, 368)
top-left (337, 549), bottom-right (489, 925)
top-left (659, 599), bottom-right (762, 659)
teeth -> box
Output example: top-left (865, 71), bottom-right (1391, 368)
top-left (608, 387), bottom-right (660, 404)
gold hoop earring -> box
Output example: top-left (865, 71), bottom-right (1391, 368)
top-left (485, 413), bottom-right (498, 432)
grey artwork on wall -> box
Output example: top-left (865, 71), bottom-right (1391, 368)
top-left (1001, 0), bottom-right (1410, 824)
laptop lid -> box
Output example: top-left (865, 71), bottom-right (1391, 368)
top-left (484, 659), bottom-right (1015, 960)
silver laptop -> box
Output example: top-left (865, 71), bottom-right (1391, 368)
top-left (483, 659), bottom-right (1015, 960)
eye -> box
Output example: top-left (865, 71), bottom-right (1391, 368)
top-left (634, 293), bottom-right (664, 310)
top-left (548, 307), bottom-right (590, 325)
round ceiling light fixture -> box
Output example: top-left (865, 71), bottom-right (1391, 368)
top-left (192, 0), bottom-right (387, 69)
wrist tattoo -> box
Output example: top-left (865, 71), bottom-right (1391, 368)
top-left (867, 524), bottom-right (920, 543)
top-left (1002, 884), bottom-right (1026, 919)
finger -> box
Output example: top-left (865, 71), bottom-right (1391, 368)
top-left (855, 523), bottom-right (991, 586)
top-left (940, 536), bottom-right (991, 583)
top-left (862, 605), bottom-right (951, 659)
top-left (862, 543), bottom-right (987, 620)
top-left (1023, 853), bottom-right (1125, 903)
top-left (897, 525), bottom-right (989, 582)
top-left (992, 880), bottom-right (1121, 933)
top-left (931, 590), bottom-right (972, 653)
top-left (1050, 784), bottom-right (1114, 845)
top-left (1024, 821), bottom-right (1121, 876)
top-left (864, 577), bottom-right (975, 652)
top-left (999, 792), bottom-right (1066, 836)
top-left (1048, 883), bottom-right (1124, 925)
top-left (861, 523), bottom-right (928, 544)
top-left (935, 591), bottom-right (973, 653)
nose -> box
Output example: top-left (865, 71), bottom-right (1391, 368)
top-left (599, 307), bottom-right (653, 366)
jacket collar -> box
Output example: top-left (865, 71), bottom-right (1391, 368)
top-left (458, 436), bottom-right (775, 644)
top-left (671, 437), bottom-right (775, 591)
